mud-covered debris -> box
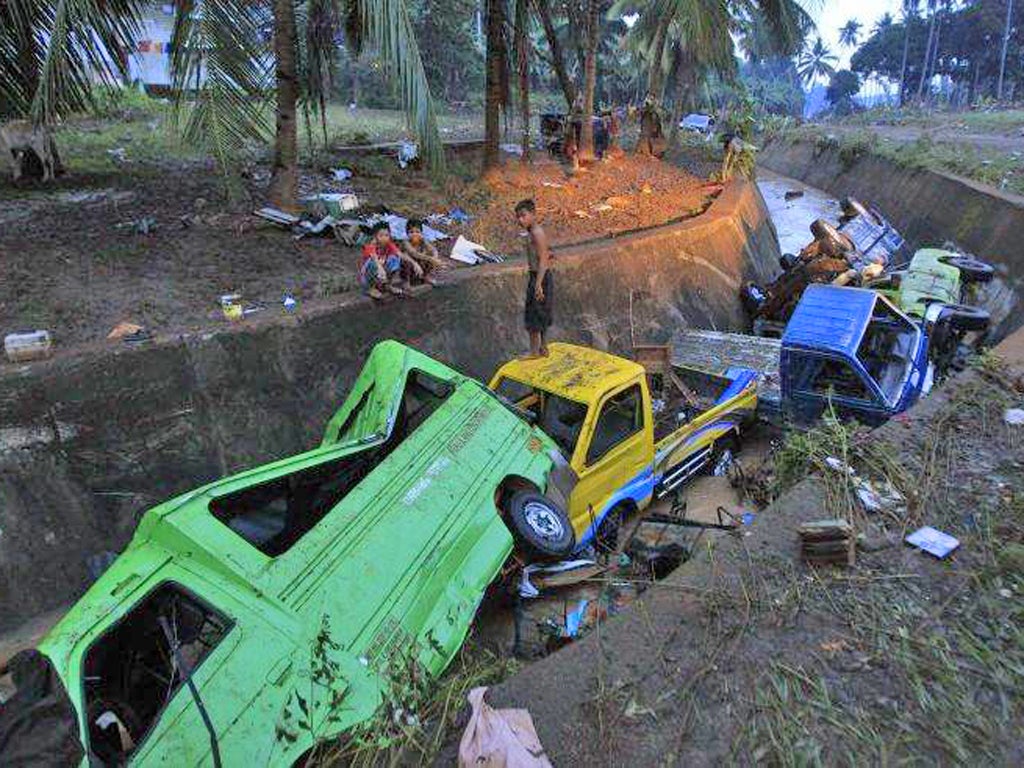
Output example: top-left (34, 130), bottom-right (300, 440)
top-left (798, 519), bottom-right (856, 566)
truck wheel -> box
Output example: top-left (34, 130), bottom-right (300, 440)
top-left (839, 197), bottom-right (877, 224)
top-left (810, 219), bottom-right (854, 257)
top-left (779, 253), bottom-right (800, 271)
top-left (940, 304), bottom-right (990, 333)
top-left (504, 490), bottom-right (575, 561)
top-left (938, 254), bottom-right (995, 283)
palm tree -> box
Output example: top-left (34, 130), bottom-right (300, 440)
top-left (534, 0), bottom-right (576, 107)
top-left (998, 0), bottom-right (1014, 100)
top-left (898, 0), bottom-right (918, 106)
top-left (838, 19), bottom-right (861, 48)
top-left (578, 0), bottom-right (601, 160)
top-left (514, 0), bottom-right (531, 159)
top-left (619, 0), bottom-right (813, 107)
top-left (873, 12), bottom-right (893, 35)
top-left (915, 0), bottom-right (937, 100)
top-left (483, 0), bottom-right (509, 169)
top-left (797, 38), bottom-right (838, 85)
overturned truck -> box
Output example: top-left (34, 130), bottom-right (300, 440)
top-left (1, 341), bottom-right (570, 766)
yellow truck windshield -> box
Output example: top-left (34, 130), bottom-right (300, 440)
top-left (493, 376), bottom-right (588, 458)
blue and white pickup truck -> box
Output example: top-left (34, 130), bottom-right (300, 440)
top-left (675, 285), bottom-right (932, 426)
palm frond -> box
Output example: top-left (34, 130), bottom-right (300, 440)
top-left (170, 0), bottom-right (272, 170)
top-left (29, 0), bottom-right (144, 123)
top-left (349, 0), bottom-right (445, 174)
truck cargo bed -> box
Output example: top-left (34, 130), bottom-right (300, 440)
top-left (670, 329), bottom-right (782, 412)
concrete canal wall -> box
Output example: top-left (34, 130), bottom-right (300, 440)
top-left (0, 178), bottom-right (780, 631)
top-left (760, 138), bottom-right (1024, 339)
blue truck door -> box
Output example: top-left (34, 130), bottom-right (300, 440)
top-left (785, 352), bottom-right (889, 425)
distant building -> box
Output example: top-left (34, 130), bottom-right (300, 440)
top-left (129, 3), bottom-right (176, 88)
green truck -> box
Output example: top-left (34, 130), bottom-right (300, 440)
top-left (4, 341), bottom-right (570, 766)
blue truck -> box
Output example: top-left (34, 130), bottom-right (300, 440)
top-left (673, 285), bottom-right (932, 426)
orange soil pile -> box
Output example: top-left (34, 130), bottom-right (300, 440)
top-left (470, 154), bottom-right (718, 255)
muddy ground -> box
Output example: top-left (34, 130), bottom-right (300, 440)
top-left (0, 119), bottom-right (716, 353)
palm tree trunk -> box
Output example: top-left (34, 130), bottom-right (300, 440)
top-left (998, 0), bottom-right (1014, 100)
top-left (578, 0), bottom-right (599, 161)
top-left (927, 8), bottom-right (943, 104)
top-left (898, 19), bottom-right (911, 106)
top-left (515, 0), bottom-right (531, 160)
top-left (534, 0), bottom-right (576, 108)
top-left (647, 17), bottom-right (669, 100)
top-left (267, 0), bottom-right (299, 209)
top-left (916, 5), bottom-right (936, 100)
top-left (484, 0), bottom-right (507, 169)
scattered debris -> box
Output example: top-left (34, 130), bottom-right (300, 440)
top-left (330, 167), bottom-right (353, 181)
top-left (106, 147), bottom-right (128, 163)
top-left (303, 192), bottom-right (359, 217)
top-left (450, 235), bottom-right (503, 265)
top-left (458, 687), bottom-right (552, 768)
top-left (282, 294), bottom-right (298, 314)
top-left (798, 519), bottom-right (856, 566)
top-left (784, 189), bottom-right (805, 201)
top-left (4, 330), bottom-right (52, 363)
top-left (106, 322), bottom-right (143, 340)
top-left (219, 294), bottom-right (243, 322)
top-left (499, 143), bottom-right (524, 156)
top-left (906, 526), bottom-right (960, 558)
top-left (397, 141), bottom-right (418, 169)
top-left (116, 216), bottom-right (156, 235)
top-left (519, 559), bottom-right (602, 598)
top-left (1004, 407), bottom-right (1024, 425)
top-left (825, 457), bottom-right (907, 517)
top-left (254, 207), bottom-right (301, 228)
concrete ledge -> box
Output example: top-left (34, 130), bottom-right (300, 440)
top-left (0, 179), bottom-right (779, 631)
top-left (760, 138), bottom-right (1024, 339)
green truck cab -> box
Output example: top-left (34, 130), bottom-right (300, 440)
top-left (15, 341), bottom-right (564, 766)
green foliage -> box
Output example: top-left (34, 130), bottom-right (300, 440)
top-left (826, 69), bottom-right (861, 116)
top-left (851, 1), bottom-right (1024, 105)
top-left (797, 37), bottom-right (837, 85)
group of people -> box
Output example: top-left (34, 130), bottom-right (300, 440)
top-left (358, 200), bottom-right (555, 360)
top-left (359, 219), bottom-right (444, 300)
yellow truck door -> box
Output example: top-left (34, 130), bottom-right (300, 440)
top-left (567, 379), bottom-right (656, 547)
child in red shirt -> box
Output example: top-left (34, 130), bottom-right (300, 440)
top-left (360, 223), bottom-right (423, 299)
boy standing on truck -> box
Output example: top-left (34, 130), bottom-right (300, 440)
top-left (514, 199), bottom-right (553, 358)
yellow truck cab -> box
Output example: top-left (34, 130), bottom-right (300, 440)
top-left (490, 343), bottom-right (758, 557)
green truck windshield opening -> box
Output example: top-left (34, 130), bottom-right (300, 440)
top-left (211, 369), bottom-right (453, 556)
top-left (84, 583), bottom-right (231, 764)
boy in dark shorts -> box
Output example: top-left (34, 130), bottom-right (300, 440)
top-left (514, 199), bottom-right (553, 357)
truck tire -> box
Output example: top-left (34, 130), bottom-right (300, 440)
top-left (938, 254), bottom-right (995, 283)
top-left (940, 304), bottom-right (990, 333)
top-left (779, 252), bottom-right (800, 271)
top-left (504, 490), bottom-right (575, 561)
top-left (810, 219), bottom-right (854, 257)
top-left (839, 197), bottom-right (877, 224)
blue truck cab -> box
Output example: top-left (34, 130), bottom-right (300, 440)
top-left (781, 285), bottom-right (932, 426)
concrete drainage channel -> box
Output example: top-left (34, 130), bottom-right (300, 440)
top-left (4, 164), bottom-right (1023, 763)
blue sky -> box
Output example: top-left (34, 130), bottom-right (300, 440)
top-left (814, 0), bottom-right (905, 68)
